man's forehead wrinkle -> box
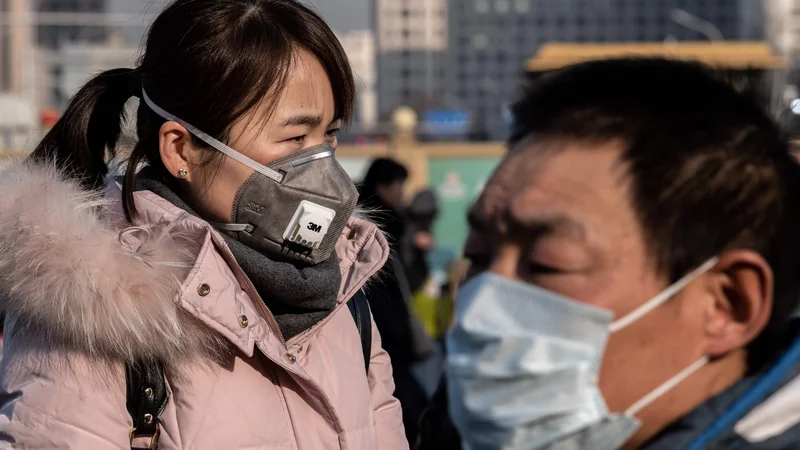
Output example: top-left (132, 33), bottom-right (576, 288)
top-left (507, 196), bottom-right (587, 241)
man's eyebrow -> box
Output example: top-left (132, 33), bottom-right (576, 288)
top-left (506, 210), bottom-right (587, 241)
top-left (280, 115), bottom-right (323, 127)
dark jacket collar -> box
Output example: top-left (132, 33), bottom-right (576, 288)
top-left (644, 323), bottom-right (800, 450)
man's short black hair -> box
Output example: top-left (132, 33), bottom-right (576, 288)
top-left (510, 58), bottom-right (800, 364)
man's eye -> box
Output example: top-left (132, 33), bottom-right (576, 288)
top-left (527, 261), bottom-right (561, 275)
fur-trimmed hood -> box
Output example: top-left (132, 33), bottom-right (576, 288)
top-left (0, 162), bottom-right (389, 366)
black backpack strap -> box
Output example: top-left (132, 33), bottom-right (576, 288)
top-left (347, 289), bottom-right (372, 375)
top-left (126, 360), bottom-right (169, 450)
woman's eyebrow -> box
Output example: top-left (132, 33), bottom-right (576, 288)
top-left (280, 115), bottom-right (323, 127)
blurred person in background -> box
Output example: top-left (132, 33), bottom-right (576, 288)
top-left (403, 190), bottom-right (448, 347)
top-left (359, 158), bottom-right (433, 443)
top-left (359, 158), bottom-right (410, 246)
top-left (401, 189), bottom-right (439, 294)
top-left (419, 58), bottom-right (800, 450)
top-left (0, 1), bottom-right (408, 448)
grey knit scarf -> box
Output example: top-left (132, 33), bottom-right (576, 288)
top-left (135, 168), bottom-right (340, 339)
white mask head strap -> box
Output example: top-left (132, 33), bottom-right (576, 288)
top-left (141, 88), bottom-right (284, 183)
top-left (610, 257), bottom-right (720, 333)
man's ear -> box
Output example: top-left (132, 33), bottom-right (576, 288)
top-left (703, 250), bottom-right (773, 357)
top-left (159, 121), bottom-right (196, 182)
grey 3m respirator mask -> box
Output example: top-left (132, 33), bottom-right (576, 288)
top-left (142, 90), bottom-right (358, 265)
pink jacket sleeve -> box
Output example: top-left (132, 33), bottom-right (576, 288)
top-left (367, 317), bottom-right (410, 450)
top-left (0, 344), bottom-right (132, 449)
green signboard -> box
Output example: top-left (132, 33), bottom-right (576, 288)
top-left (429, 157), bottom-right (501, 258)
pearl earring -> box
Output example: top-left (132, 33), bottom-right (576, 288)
top-left (178, 168), bottom-right (188, 179)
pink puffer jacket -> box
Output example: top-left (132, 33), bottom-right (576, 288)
top-left (0, 163), bottom-right (408, 450)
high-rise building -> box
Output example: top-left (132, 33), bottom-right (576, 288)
top-left (338, 30), bottom-right (378, 132)
top-left (767, 0), bottom-right (800, 64)
top-left (375, 0), bottom-right (447, 120)
top-left (107, 0), bottom-right (150, 46)
top-left (36, 0), bottom-right (108, 49)
top-left (0, 0), bottom-right (33, 93)
top-left (448, 0), bottom-right (766, 140)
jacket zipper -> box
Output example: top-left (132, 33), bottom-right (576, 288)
top-left (218, 243), bottom-right (287, 348)
top-left (218, 240), bottom-right (344, 433)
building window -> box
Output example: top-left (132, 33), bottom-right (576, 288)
top-left (495, 0), bottom-right (510, 14)
top-left (514, 0), bottom-right (530, 13)
top-left (472, 33), bottom-right (489, 50)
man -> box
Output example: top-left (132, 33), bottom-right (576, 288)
top-left (418, 58), bottom-right (800, 449)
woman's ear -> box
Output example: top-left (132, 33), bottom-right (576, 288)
top-left (159, 121), bottom-right (195, 182)
top-left (703, 250), bottom-right (773, 357)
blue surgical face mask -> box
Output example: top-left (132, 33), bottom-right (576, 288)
top-left (446, 258), bottom-right (718, 450)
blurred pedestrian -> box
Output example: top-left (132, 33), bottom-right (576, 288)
top-left (358, 158), bottom-right (432, 443)
top-left (0, 1), bottom-right (407, 449)
top-left (401, 189), bottom-right (439, 294)
top-left (359, 158), bottom-right (410, 246)
top-left (419, 58), bottom-right (800, 450)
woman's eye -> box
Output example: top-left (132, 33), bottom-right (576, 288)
top-left (287, 135), bottom-right (305, 144)
top-left (326, 128), bottom-right (340, 138)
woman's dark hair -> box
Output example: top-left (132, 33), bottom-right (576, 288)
top-left (29, 0), bottom-right (355, 220)
top-left (358, 158), bottom-right (409, 197)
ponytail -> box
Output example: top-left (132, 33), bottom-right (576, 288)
top-left (29, 68), bottom-right (140, 189)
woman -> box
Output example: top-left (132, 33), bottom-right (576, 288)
top-left (358, 158), bottom-right (411, 247)
top-left (0, 1), bottom-right (406, 449)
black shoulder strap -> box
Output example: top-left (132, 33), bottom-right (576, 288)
top-left (347, 289), bottom-right (372, 375)
top-left (125, 360), bottom-right (168, 450)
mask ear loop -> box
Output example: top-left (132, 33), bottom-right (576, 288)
top-left (625, 356), bottom-right (710, 417)
top-left (141, 88), bottom-right (285, 183)
top-left (610, 257), bottom-right (720, 333)
top-left (208, 222), bottom-right (255, 233)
